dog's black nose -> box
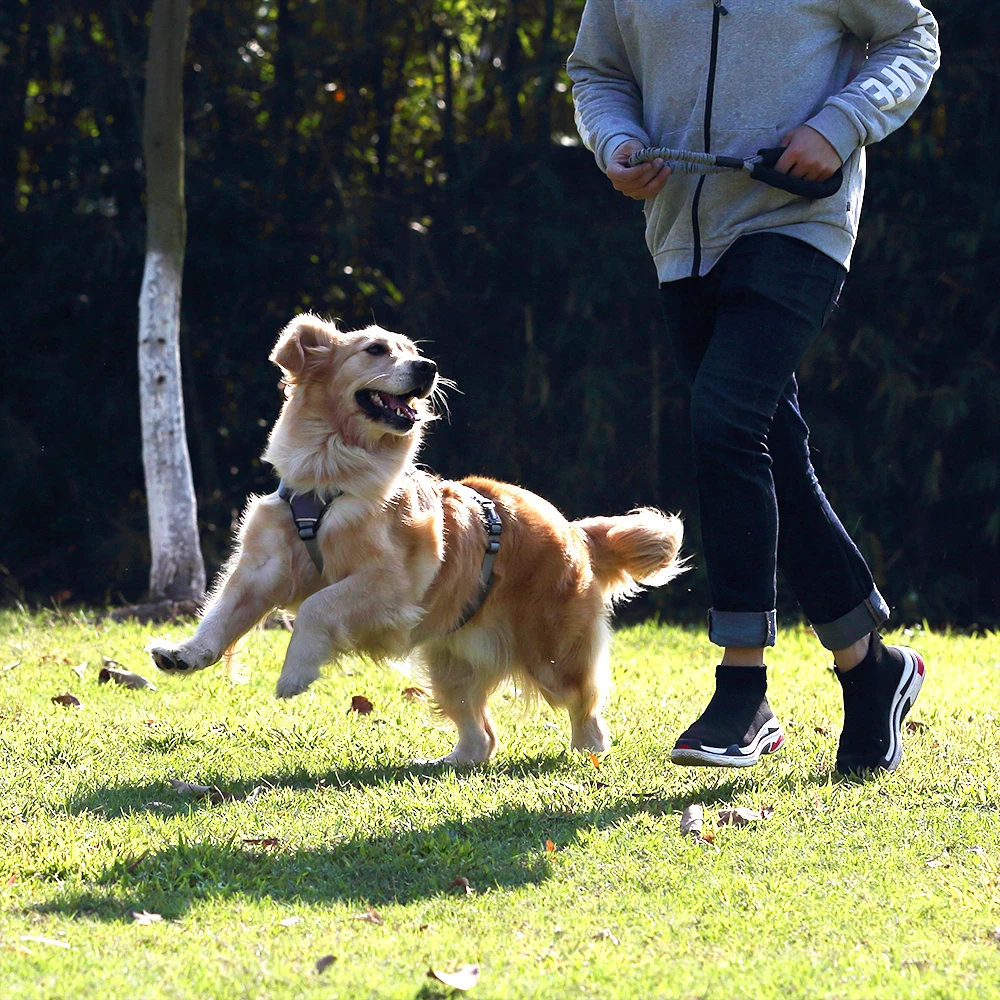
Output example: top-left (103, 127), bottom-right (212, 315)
top-left (412, 359), bottom-right (437, 377)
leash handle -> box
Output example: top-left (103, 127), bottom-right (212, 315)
top-left (626, 145), bottom-right (843, 200)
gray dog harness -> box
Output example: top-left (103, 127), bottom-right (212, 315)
top-left (277, 479), bottom-right (502, 631)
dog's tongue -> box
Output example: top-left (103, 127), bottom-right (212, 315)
top-left (378, 392), bottom-right (417, 419)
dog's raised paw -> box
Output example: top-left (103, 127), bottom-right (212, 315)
top-left (147, 644), bottom-right (189, 672)
top-left (274, 674), bottom-right (316, 699)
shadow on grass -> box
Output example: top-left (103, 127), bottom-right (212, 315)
top-left (43, 760), bottom-right (775, 921)
top-left (45, 755), bottom-right (837, 922)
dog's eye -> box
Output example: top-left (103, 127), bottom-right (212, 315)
top-left (365, 343), bottom-right (388, 356)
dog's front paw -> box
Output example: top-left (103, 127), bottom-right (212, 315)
top-left (274, 670), bottom-right (318, 699)
top-left (147, 641), bottom-right (215, 674)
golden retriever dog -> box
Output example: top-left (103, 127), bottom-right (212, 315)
top-left (148, 315), bottom-right (685, 765)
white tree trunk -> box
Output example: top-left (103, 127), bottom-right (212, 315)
top-left (139, 0), bottom-right (205, 602)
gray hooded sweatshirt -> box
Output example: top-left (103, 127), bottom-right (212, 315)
top-left (567, 0), bottom-right (940, 281)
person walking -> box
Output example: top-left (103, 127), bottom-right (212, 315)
top-left (567, 1), bottom-right (940, 775)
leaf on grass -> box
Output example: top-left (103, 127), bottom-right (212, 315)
top-left (592, 928), bottom-right (620, 945)
top-left (447, 876), bottom-right (473, 895)
top-left (166, 778), bottom-right (230, 803)
top-left (905, 719), bottom-right (928, 733)
top-left (427, 964), bottom-right (480, 991)
top-left (6, 872), bottom-right (17, 885)
top-left (700, 829), bottom-right (716, 844)
top-left (279, 916), bottom-right (302, 927)
top-left (51, 693), bottom-right (81, 708)
top-left (349, 695), bottom-right (373, 715)
top-left (402, 686), bottom-right (429, 701)
top-left (680, 803), bottom-right (704, 836)
top-left (1, 659), bottom-right (21, 673)
top-left (717, 806), bottom-right (771, 828)
top-left (99, 666), bottom-right (157, 690)
top-left (925, 854), bottom-right (952, 869)
top-left (588, 752), bottom-right (602, 770)
top-left (21, 935), bottom-right (71, 949)
top-left (131, 911), bottom-right (162, 925)
top-left (814, 725), bottom-right (831, 736)
top-left (545, 839), bottom-right (556, 853)
top-left (353, 906), bottom-right (383, 925)
top-left (315, 954), bottom-right (336, 973)
top-left (243, 837), bottom-right (280, 848)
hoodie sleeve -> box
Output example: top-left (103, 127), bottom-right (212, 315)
top-left (566, 0), bottom-right (650, 173)
top-left (806, 1), bottom-right (940, 163)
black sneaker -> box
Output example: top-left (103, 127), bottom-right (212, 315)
top-left (835, 631), bottom-right (925, 776)
top-left (670, 665), bottom-right (785, 767)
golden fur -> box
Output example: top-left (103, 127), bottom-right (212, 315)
top-left (148, 314), bottom-right (685, 764)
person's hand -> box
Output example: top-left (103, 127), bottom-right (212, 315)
top-left (774, 125), bottom-right (842, 181)
top-left (606, 139), bottom-right (670, 200)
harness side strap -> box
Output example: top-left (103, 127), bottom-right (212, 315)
top-left (448, 488), bottom-right (503, 633)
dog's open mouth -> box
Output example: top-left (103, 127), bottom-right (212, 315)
top-left (356, 389), bottom-right (421, 429)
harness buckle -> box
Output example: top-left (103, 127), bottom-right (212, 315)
top-left (296, 519), bottom-right (318, 540)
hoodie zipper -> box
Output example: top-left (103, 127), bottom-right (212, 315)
top-left (690, 0), bottom-right (728, 278)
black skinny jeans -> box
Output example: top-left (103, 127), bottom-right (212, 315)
top-left (659, 232), bottom-right (888, 650)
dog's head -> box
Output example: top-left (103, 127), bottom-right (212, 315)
top-left (269, 314), bottom-right (439, 442)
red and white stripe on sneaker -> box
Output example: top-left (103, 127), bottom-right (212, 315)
top-left (670, 719), bottom-right (786, 768)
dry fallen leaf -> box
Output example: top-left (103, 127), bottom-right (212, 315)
top-left (21, 935), bottom-right (70, 949)
top-left (427, 964), bottom-right (480, 991)
top-left (166, 778), bottom-right (229, 803)
top-left (354, 906), bottom-right (382, 925)
top-left (349, 695), bottom-right (374, 715)
top-left (925, 854), bottom-right (952, 869)
top-left (402, 686), bottom-right (429, 701)
top-left (51, 693), bottom-right (81, 708)
top-left (814, 725), bottom-right (831, 736)
top-left (131, 911), bottom-right (162, 925)
top-left (99, 666), bottom-right (157, 690)
top-left (592, 928), bottom-right (620, 945)
top-left (545, 839), bottom-right (556, 853)
top-left (6, 873), bottom-right (17, 885)
top-left (242, 837), bottom-right (280, 848)
top-left (447, 876), bottom-right (473, 895)
top-left (279, 916), bottom-right (302, 927)
top-left (718, 806), bottom-right (768, 828)
top-left (315, 954), bottom-right (336, 973)
top-left (588, 752), bottom-right (602, 770)
top-left (700, 829), bottom-right (716, 844)
top-left (905, 719), bottom-right (928, 733)
top-left (680, 803), bottom-right (704, 837)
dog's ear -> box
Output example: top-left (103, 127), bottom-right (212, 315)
top-left (270, 315), bottom-right (338, 382)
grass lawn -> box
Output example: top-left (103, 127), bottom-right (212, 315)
top-left (1, 609), bottom-right (999, 999)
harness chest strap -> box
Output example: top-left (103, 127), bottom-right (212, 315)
top-left (276, 480), bottom-right (503, 630)
top-left (277, 479), bottom-right (343, 574)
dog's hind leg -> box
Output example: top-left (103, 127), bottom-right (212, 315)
top-left (423, 646), bottom-right (502, 766)
top-left (530, 620), bottom-right (612, 755)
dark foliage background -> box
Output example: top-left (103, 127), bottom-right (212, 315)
top-left (0, 0), bottom-right (996, 626)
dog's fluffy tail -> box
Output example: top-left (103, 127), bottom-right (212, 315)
top-left (574, 508), bottom-right (686, 603)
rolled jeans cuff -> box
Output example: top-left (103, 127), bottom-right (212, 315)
top-left (811, 588), bottom-right (890, 650)
top-left (708, 608), bottom-right (777, 648)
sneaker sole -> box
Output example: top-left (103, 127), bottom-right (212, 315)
top-left (670, 720), bottom-right (785, 768)
top-left (882, 645), bottom-right (925, 772)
